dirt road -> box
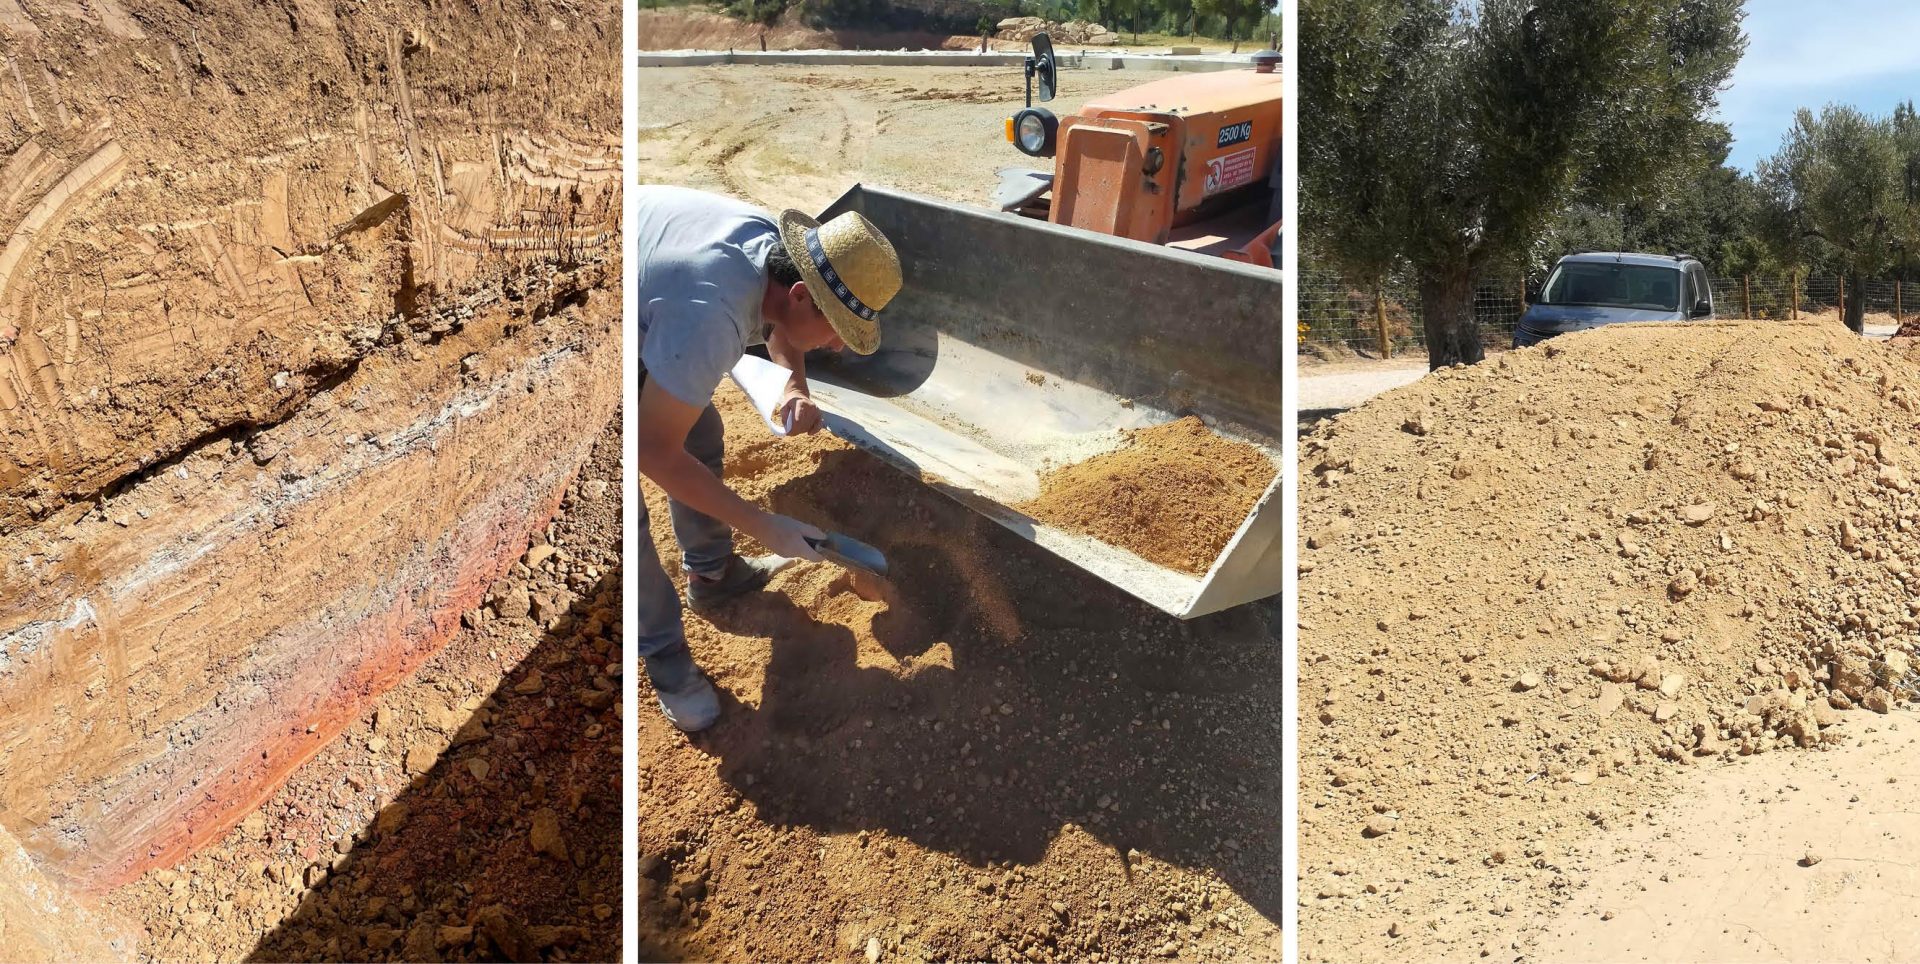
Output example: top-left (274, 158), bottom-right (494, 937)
top-left (638, 65), bottom-right (1149, 214)
top-left (1528, 711), bottom-right (1920, 962)
top-left (1298, 361), bottom-right (1429, 420)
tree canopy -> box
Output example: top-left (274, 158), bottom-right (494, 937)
top-left (1302, 0), bottom-right (1747, 367)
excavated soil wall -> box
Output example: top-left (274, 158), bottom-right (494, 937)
top-left (0, 0), bottom-right (619, 945)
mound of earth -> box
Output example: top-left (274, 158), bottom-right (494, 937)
top-left (1298, 321), bottom-right (1920, 960)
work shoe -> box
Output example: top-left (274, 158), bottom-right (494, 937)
top-left (686, 553), bottom-right (797, 612)
top-left (656, 672), bottom-right (721, 733)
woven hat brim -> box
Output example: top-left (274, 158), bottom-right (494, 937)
top-left (778, 209), bottom-right (882, 356)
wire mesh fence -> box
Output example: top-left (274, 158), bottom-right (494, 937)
top-left (1298, 270), bottom-right (1524, 356)
top-left (1301, 270), bottom-right (1920, 356)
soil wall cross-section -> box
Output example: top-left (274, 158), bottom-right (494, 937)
top-left (0, 0), bottom-right (620, 907)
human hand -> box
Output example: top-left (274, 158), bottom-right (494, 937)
top-left (780, 390), bottom-right (823, 435)
top-left (748, 511), bottom-right (826, 561)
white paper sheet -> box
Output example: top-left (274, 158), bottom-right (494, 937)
top-left (728, 354), bottom-right (795, 436)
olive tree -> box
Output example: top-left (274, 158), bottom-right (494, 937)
top-left (1301, 0), bottom-right (1746, 368)
top-left (1759, 103), bottom-right (1920, 333)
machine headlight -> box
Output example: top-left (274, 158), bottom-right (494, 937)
top-left (1012, 108), bottom-right (1057, 158)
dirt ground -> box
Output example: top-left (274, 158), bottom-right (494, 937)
top-left (1298, 321), bottom-right (1920, 962)
top-left (637, 64), bottom-right (1149, 214)
top-left (1528, 710), bottom-right (1920, 962)
top-left (636, 387), bottom-right (1282, 962)
top-left (637, 8), bottom-right (1238, 54)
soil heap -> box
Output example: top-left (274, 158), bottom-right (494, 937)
top-left (1019, 417), bottom-right (1278, 575)
top-left (1298, 321), bottom-right (1920, 961)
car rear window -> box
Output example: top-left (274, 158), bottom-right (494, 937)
top-left (1540, 262), bottom-right (1681, 311)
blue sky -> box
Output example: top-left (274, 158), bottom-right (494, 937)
top-left (1718, 0), bottom-right (1920, 171)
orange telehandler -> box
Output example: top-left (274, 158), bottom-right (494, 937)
top-left (996, 33), bottom-right (1283, 267)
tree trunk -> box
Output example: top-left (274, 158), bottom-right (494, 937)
top-left (1846, 274), bottom-right (1867, 334)
top-left (1419, 268), bottom-right (1484, 370)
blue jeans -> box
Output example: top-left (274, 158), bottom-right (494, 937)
top-left (638, 401), bottom-right (734, 690)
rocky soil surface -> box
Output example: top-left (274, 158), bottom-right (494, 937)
top-left (1299, 321), bottom-right (1920, 961)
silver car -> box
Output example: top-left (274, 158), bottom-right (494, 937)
top-left (1513, 252), bottom-right (1713, 347)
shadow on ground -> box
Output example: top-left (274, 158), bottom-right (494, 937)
top-left (648, 446), bottom-right (1283, 953)
top-left (245, 573), bottom-right (622, 963)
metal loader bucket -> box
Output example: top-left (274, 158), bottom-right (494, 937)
top-left (803, 184), bottom-right (1283, 618)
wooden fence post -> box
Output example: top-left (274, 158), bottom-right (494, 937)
top-left (1375, 288), bottom-right (1391, 360)
top-left (1838, 274), bottom-right (1846, 326)
top-left (1898, 280), bottom-right (1904, 327)
top-left (1742, 275), bottom-right (1752, 319)
top-left (1790, 271), bottom-right (1799, 320)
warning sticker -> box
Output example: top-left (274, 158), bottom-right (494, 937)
top-left (1203, 147), bottom-right (1259, 197)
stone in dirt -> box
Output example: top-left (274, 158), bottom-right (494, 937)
top-left (530, 807), bottom-right (569, 861)
top-left (375, 803), bottom-right (409, 836)
top-left (495, 586), bottom-right (533, 620)
top-left (1594, 683), bottom-right (1626, 717)
top-left (1863, 688), bottom-right (1893, 714)
top-left (405, 742), bottom-right (437, 776)
top-left (477, 904), bottom-right (536, 961)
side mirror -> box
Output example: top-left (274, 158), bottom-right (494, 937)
top-left (1032, 33), bottom-right (1057, 103)
top-left (1525, 281), bottom-right (1541, 303)
top-left (1691, 300), bottom-right (1712, 319)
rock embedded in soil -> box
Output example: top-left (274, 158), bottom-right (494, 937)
top-left (530, 808), bottom-right (570, 861)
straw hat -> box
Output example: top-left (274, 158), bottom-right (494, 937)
top-left (778, 208), bottom-right (901, 355)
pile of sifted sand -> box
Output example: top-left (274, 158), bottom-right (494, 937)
top-left (1019, 417), bottom-right (1278, 576)
top-left (1298, 321), bottom-right (1920, 960)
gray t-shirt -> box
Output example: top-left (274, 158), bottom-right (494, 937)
top-left (635, 185), bottom-right (775, 406)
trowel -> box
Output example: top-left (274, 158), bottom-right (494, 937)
top-left (804, 532), bottom-right (889, 579)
